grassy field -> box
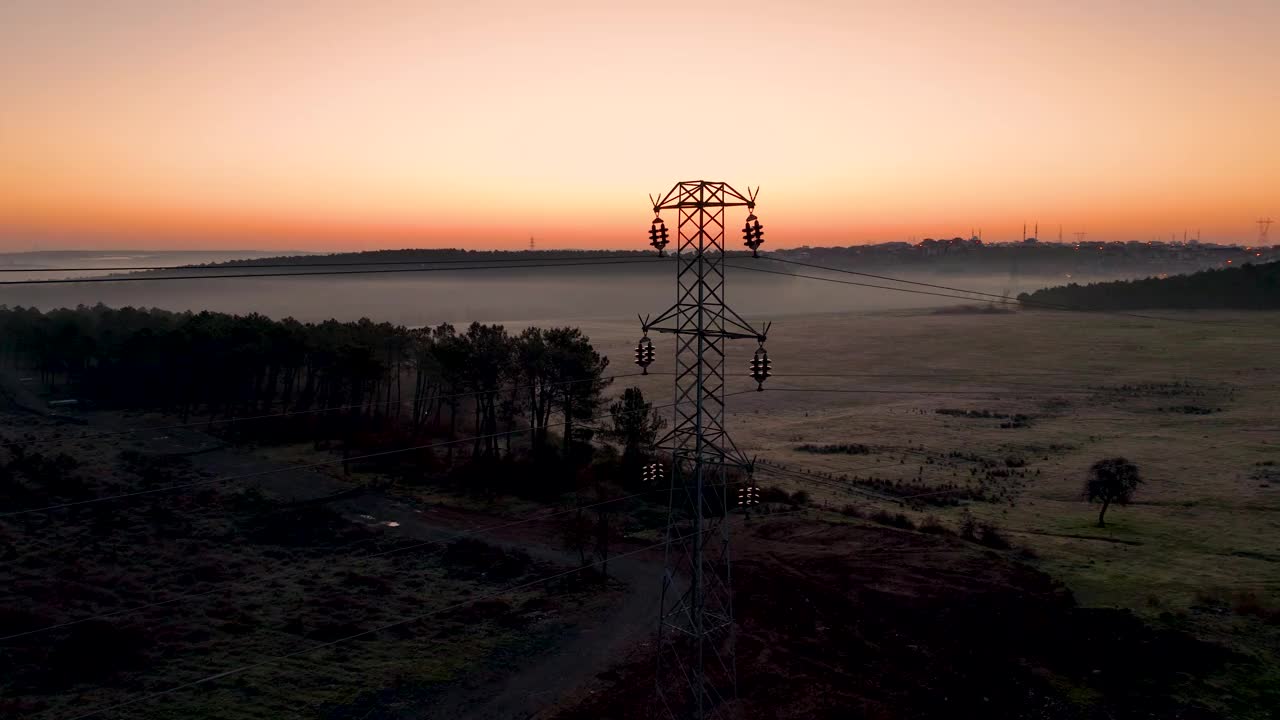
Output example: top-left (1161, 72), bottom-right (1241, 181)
top-left (574, 308), bottom-right (1280, 606)
top-left (570, 307), bottom-right (1280, 708)
top-left (3, 304), bottom-right (1277, 717)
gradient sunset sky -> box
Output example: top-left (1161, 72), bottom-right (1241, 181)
top-left (2, 0), bottom-right (1277, 251)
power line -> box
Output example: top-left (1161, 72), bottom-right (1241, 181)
top-left (768, 371), bottom-right (1264, 387)
top-left (727, 260), bottom-right (986, 303)
top-left (736, 257), bottom-right (1231, 325)
top-left (0, 252), bottom-right (655, 274)
top-left (754, 459), bottom-right (904, 503)
top-left (0, 257), bottom-right (664, 286)
top-left (0, 390), bottom-right (757, 519)
top-left (761, 255), bottom-right (1041, 304)
top-left (758, 385), bottom-right (1094, 396)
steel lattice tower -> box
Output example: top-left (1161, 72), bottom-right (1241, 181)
top-left (639, 180), bottom-right (768, 720)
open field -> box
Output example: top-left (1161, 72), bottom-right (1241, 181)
top-left (573, 308), bottom-right (1280, 610)
top-left (560, 306), bottom-right (1280, 715)
top-left (2, 303), bottom-right (1277, 718)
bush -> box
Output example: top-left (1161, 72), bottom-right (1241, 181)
top-left (443, 538), bottom-right (531, 582)
top-left (869, 510), bottom-right (916, 530)
top-left (795, 443), bottom-right (870, 455)
top-left (838, 504), bottom-right (863, 518)
top-left (1233, 592), bottom-right (1280, 623)
top-left (976, 522), bottom-right (1011, 549)
top-left (918, 516), bottom-right (953, 535)
top-left (758, 486), bottom-right (793, 504)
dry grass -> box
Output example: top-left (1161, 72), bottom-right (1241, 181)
top-left (5, 305), bottom-right (1279, 716)
top-left (577, 309), bottom-right (1280, 610)
top-left (576, 308), bottom-right (1280, 703)
top-left (0, 431), bottom-right (584, 719)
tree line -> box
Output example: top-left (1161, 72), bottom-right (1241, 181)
top-left (1018, 261), bottom-right (1280, 310)
top-left (0, 304), bottom-right (613, 459)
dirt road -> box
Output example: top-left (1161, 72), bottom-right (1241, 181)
top-left (141, 428), bottom-right (668, 720)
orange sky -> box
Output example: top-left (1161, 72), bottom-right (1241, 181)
top-left (1, 0), bottom-right (1277, 251)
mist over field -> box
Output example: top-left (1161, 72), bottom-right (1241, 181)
top-left (0, 257), bottom-right (1110, 326)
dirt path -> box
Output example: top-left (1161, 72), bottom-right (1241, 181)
top-left (329, 491), bottom-right (665, 720)
top-left (145, 430), bottom-right (666, 720)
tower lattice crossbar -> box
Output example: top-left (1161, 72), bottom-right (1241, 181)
top-left (638, 180), bottom-right (770, 720)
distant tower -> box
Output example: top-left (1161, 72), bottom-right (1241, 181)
top-left (1022, 223), bottom-right (1026, 242)
top-left (529, 236), bottom-right (536, 251)
top-left (1074, 231), bottom-right (1087, 244)
top-left (1259, 218), bottom-right (1274, 246)
top-left (1058, 225), bottom-right (1063, 243)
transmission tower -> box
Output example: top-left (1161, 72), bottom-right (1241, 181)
top-left (1259, 218), bottom-right (1273, 246)
top-left (635, 180), bottom-right (770, 720)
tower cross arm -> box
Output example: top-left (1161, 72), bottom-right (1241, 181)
top-left (651, 180), bottom-right (758, 212)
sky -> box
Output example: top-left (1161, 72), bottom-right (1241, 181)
top-left (1, 0), bottom-right (1277, 251)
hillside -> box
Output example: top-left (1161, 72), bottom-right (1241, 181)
top-left (1018, 261), bottom-right (1280, 310)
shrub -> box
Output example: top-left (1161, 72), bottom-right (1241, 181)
top-left (443, 538), bottom-right (531, 582)
top-left (1231, 591), bottom-right (1280, 624)
top-left (795, 443), bottom-right (870, 455)
top-left (976, 522), bottom-right (1011, 549)
top-left (758, 486), bottom-right (793, 504)
top-left (918, 516), bottom-right (953, 535)
top-left (869, 510), bottom-right (916, 530)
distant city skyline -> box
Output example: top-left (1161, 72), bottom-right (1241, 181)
top-left (2, 1), bottom-right (1277, 251)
